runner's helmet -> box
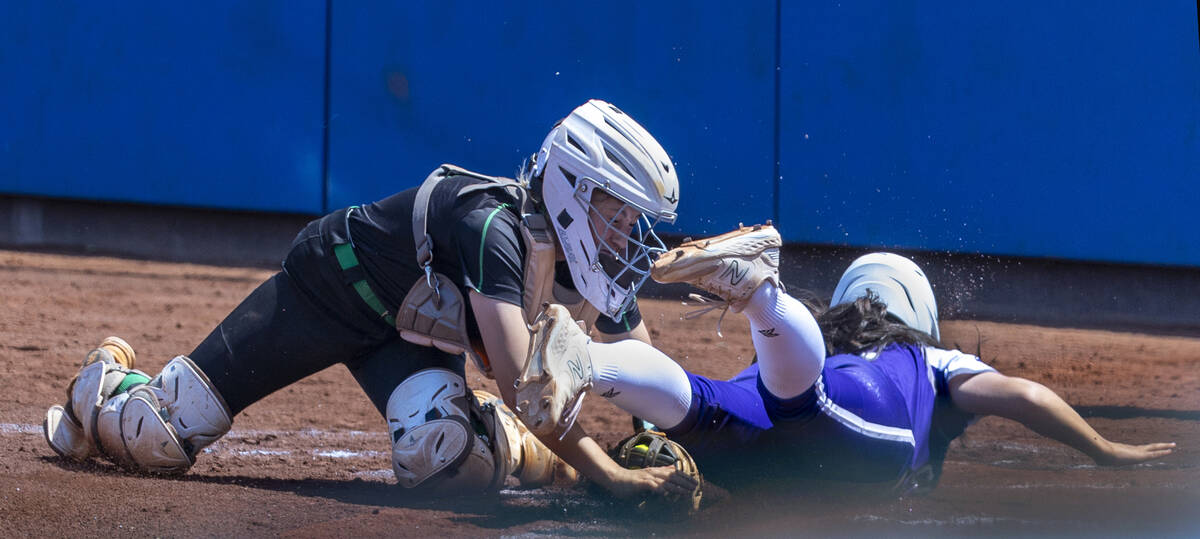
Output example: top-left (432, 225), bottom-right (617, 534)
top-left (831, 252), bottom-right (940, 340)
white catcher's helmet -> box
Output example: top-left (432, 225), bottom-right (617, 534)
top-left (831, 252), bottom-right (940, 341)
top-left (532, 99), bottom-right (679, 319)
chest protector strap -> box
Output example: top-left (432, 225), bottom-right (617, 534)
top-left (519, 213), bottom-right (600, 329)
top-left (400, 164), bottom-right (600, 377)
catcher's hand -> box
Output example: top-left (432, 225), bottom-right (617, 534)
top-left (614, 431), bottom-right (703, 514)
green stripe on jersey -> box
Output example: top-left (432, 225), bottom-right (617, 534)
top-left (476, 203), bottom-right (511, 291)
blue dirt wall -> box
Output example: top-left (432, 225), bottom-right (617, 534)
top-left (1, 1), bottom-right (1197, 266)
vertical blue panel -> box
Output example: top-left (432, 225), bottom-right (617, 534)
top-left (328, 1), bottom-right (775, 235)
top-left (0, 2), bottom-right (325, 213)
top-left (780, 1), bottom-right (1200, 266)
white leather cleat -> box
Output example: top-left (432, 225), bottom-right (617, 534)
top-left (513, 304), bottom-right (593, 440)
top-left (652, 223), bottom-right (782, 312)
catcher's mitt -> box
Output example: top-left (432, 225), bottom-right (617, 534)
top-left (615, 431), bottom-right (703, 514)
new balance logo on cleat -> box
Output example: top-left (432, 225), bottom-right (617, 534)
top-left (720, 260), bottom-right (750, 286)
top-left (757, 327), bottom-right (779, 338)
top-left (600, 387), bottom-right (621, 399)
top-left (567, 356), bottom-right (586, 382)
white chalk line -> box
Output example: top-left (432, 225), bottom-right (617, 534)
top-left (854, 514), bottom-right (1052, 527)
top-left (1, 423), bottom-right (42, 435)
top-left (5, 423), bottom-right (388, 461)
top-left (997, 482), bottom-right (1192, 490)
top-left (7, 421), bottom-right (639, 511)
top-left (3, 423), bottom-right (382, 438)
top-left (11, 423), bottom-right (1193, 492)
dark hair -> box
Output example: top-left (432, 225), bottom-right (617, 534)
top-left (797, 290), bottom-right (941, 356)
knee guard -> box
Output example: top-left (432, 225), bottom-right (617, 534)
top-left (56, 355), bottom-right (232, 474)
top-left (386, 368), bottom-right (509, 494)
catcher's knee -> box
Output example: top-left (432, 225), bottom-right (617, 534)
top-left (49, 355), bottom-right (232, 474)
top-left (385, 368), bottom-right (508, 495)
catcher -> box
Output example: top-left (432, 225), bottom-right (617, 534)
top-left (515, 223), bottom-right (1175, 492)
top-left (42, 99), bottom-right (695, 500)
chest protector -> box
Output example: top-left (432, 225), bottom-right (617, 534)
top-left (398, 164), bottom-right (600, 378)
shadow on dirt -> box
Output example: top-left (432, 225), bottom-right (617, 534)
top-left (38, 454), bottom-right (903, 535)
top-left (1076, 406), bottom-right (1200, 421)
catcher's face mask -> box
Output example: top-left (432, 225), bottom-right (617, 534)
top-left (534, 99), bottom-right (679, 320)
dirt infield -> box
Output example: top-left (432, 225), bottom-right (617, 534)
top-left (2, 249), bottom-right (1197, 537)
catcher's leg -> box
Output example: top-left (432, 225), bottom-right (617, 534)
top-left (47, 343), bottom-right (232, 473)
top-left (189, 268), bottom-right (394, 416)
top-left (44, 337), bottom-right (146, 461)
top-left (344, 336), bottom-right (465, 416)
top-left (473, 389), bottom-right (578, 488)
top-left (384, 368), bottom-right (508, 494)
top-left (351, 337), bottom-right (578, 490)
top-left (93, 355), bottom-right (233, 472)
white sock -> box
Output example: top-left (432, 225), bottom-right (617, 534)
top-left (587, 339), bottom-right (692, 430)
top-left (741, 282), bottom-right (826, 399)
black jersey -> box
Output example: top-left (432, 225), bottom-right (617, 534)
top-left (343, 170), bottom-right (641, 336)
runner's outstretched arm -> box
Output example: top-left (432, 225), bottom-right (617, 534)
top-left (948, 371), bottom-right (1175, 465)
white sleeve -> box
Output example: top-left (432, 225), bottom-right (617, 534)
top-left (924, 346), bottom-right (996, 381)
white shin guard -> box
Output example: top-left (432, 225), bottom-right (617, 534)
top-left (96, 387), bottom-right (191, 473)
top-left (149, 356), bottom-right (233, 452)
top-left (43, 404), bottom-right (96, 461)
top-left (54, 355), bottom-right (232, 474)
top-left (68, 360), bottom-right (136, 452)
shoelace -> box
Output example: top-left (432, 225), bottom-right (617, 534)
top-left (682, 293), bottom-right (733, 337)
top-left (681, 279), bottom-right (787, 338)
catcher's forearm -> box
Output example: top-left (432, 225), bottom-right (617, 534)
top-left (492, 363), bottom-right (622, 488)
top-left (543, 423), bottom-right (624, 490)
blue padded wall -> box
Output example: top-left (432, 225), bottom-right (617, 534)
top-left (779, 1), bottom-right (1200, 266)
top-left (2, 1), bottom-right (1198, 266)
top-left (0, 1), bottom-right (326, 213)
top-left (326, 1), bottom-right (776, 236)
